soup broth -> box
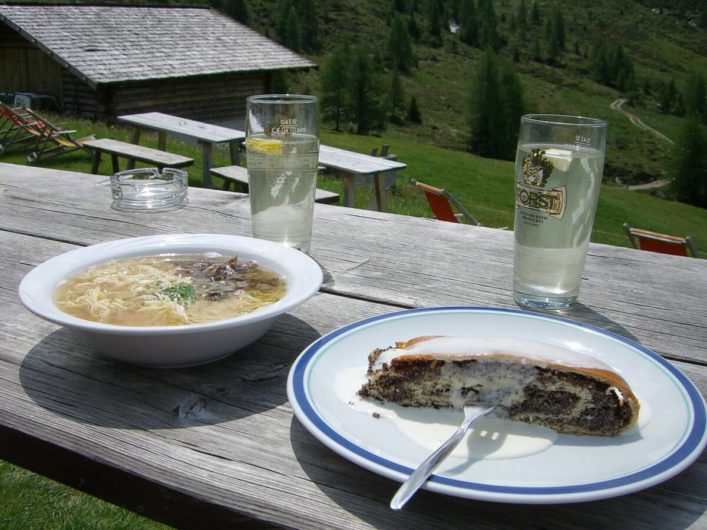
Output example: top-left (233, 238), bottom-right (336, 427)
top-left (54, 254), bottom-right (287, 326)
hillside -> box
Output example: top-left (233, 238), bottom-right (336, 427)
top-left (246, 0), bottom-right (707, 186)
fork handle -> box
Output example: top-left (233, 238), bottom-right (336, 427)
top-left (390, 406), bottom-right (496, 511)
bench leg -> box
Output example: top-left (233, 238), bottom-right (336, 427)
top-left (341, 174), bottom-right (355, 208)
top-left (228, 140), bottom-right (240, 166)
top-left (110, 154), bottom-right (120, 174)
top-left (157, 131), bottom-right (167, 151)
top-left (90, 151), bottom-right (102, 174)
top-left (201, 143), bottom-right (213, 188)
top-left (374, 172), bottom-right (387, 212)
top-left (127, 127), bottom-right (141, 170)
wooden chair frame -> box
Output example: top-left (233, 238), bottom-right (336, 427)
top-left (623, 222), bottom-right (698, 257)
top-left (0, 102), bottom-right (46, 154)
top-left (23, 107), bottom-right (94, 164)
top-left (411, 178), bottom-right (481, 226)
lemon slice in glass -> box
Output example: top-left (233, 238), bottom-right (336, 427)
top-left (543, 148), bottom-right (573, 172)
top-left (246, 137), bottom-right (283, 155)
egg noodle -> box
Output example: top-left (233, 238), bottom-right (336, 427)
top-left (54, 254), bottom-right (287, 326)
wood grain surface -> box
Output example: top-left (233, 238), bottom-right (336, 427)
top-left (1, 163), bottom-right (705, 529)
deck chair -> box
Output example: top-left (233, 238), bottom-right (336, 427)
top-left (0, 102), bottom-right (46, 155)
top-left (23, 107), bottom-right (94, 164)
top-left (623, 222), bottom-right (698, 257)
top-left (412, 178), bottom-right (481, 226)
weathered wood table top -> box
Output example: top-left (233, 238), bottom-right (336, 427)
top-left (1, 163), bottom-right (705, 529)
top-left (319, 144), bottom-right (407, 211)
top-left (118, 112), bottom-right (245, 189)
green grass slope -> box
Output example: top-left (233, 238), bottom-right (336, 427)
top-left (275, 0), bottom-right (707, 186)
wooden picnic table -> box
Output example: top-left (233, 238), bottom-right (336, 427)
top-left (117, 112), bottom-right (245, 189)
top-left (1, 162), bottom-right (705, 529)
top-left (318, 144), bottom-right (407, 211)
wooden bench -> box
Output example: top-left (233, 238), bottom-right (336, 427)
top-left (210, 165), bottom-right (340, 205)
top-left (83, 138), bottom-right (194, 174)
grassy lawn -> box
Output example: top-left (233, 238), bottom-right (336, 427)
top-left (0, 461), bottom-right (167, 530)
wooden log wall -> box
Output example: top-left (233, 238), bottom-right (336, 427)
top-left (99, 72), bottom-right (270, 124)
top-left (0, 28), bottom-right (63, 104)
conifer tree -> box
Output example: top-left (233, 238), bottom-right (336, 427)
top-left (320, 43), bottom-right (350, 131)
top-left (469, 50), bottom-right (524, 160)
top-left (591, 43), bottom-right (612, 86)
top-left (532, 37), bottom-right (542, 62)
top-left (545, 3), bottom-right (565, 65)
top-left (500, 63), bottom-right (525, 159)
top-left (386, 68), bottom-right (407, 124)
top-left (347, 45), bottom-right (384, 134)
top-left (551, 3), bottom-right (565, 51)
top-left (408, 13), bottom-right (421, 42)
top-left (660, 78), bottom-right (679, 114)
top-left (672, 116), bottom-right (707, 208)
top-left (407, 95), bottom-right (422, 123)
top-left (517, 0), bottom-right (528, 32)
top-left (387, 13), bottom-right (415, 73)
top-left (427, 0), bottom-right (444, 47)
top-left (216, 0), bottom-right (250, 24)
top-left (477, 0), bottom-right (499, 50)
top-left (275, 0), bottom-right (291, 46)
top-left (299, 0), bottom-right (320, 53)
top-left (530, 0), bottom-right (541, 25)
top-left (683, 72), bottom-right (707, 123)
top-left (393, 0), bottom-right (407, 13)
top-left (459, 0), bottom-right (478, 47)
top-left (285, 5), bottom-right (302, 52)
top-left (469, 50), bottom-right (503, 158)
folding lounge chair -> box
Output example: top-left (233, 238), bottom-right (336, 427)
top-left (0, 102), bottom-right (45, 155)
top-left (412, 178), bottom-right (481, 226)
top-left (23, 107), bottom-right (94, 163)
top-left (623, 222), bottom-right (698, 257)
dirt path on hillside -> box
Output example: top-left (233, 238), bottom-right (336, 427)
top-left (610, 98), bottom-right (674, 144)
top-left (610, 98), bottom-right (673, 190)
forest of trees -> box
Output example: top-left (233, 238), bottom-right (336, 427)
top-left (317, 0), bottom-right (534, 159)
top-left (214, 0), bottom-right (706, 206)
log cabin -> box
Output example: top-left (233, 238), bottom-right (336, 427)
top-left (0, 3), bottom-right (315, 126)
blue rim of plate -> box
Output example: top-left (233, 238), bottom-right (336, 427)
top-left (288, 306), bottom-right (707, 503)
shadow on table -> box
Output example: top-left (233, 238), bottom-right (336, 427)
top-left (521, 301), bottom-right (642, 345)
top-left (289, 416), bottom-right (703, 529)
top-left (19, 314), bottom-right (320, 430)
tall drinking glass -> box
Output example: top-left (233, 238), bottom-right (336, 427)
top-left (513, 114), bottom-right (607, 310)
top-left (245, 94), bottom-right (319, 253)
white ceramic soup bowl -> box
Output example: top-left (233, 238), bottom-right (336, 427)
top-left (19, 234), bottom-right (323, 368)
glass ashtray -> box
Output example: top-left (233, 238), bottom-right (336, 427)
top-left (111, 167), bottom-right (188, 211)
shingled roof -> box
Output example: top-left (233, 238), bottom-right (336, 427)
top-left (0, 4), bottom-right (315, 88)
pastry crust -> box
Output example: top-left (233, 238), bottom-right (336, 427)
top-left (359, 336), bottom-right (640, 436)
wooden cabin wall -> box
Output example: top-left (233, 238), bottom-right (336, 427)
top-left (0, 27), bottom-right (64, 104)
top-left (61, 70), bottom-right (98, 119)
top-left (102, 72), bottom-right (270, 124)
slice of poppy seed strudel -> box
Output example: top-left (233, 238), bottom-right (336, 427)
top-left (358, 336), bottom-right (640, 436)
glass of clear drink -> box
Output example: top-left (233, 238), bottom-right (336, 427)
top-left (245, 94), bottom-right (319, 253)
top-left (513, 114), bottom-right (607, 310)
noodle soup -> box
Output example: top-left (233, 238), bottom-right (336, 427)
top-left (54, 254), bottom-right (287, 326)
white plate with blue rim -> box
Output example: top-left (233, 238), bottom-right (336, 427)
top-left (287, 306), bottom-right (707, 504)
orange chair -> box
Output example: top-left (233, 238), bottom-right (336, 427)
top-left (623, 222), bottom-right (698, 257)
top-left (412, 179), bottom-right (480, 225)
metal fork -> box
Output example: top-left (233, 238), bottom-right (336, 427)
top-left (390, 404), bottom-right (499, 511)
